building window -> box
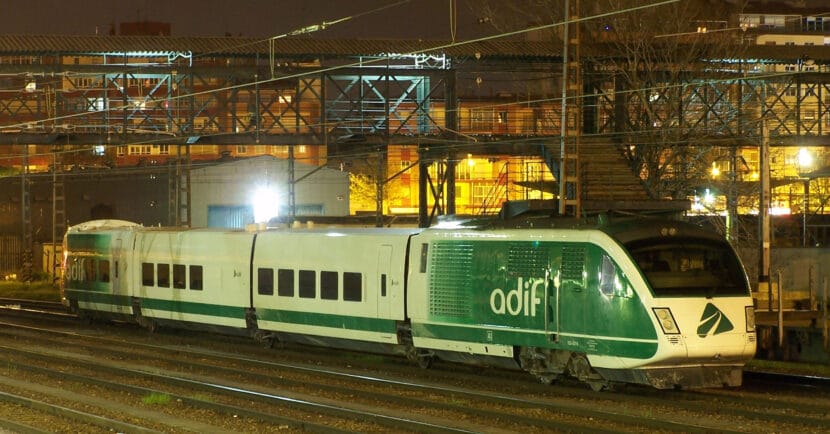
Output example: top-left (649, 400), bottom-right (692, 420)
top-left (129, 145), bottom-right (152, 155)
top-left (75, 77), bottom-right (94, 89)
top-left (470, 108), bottom-right (493, 131)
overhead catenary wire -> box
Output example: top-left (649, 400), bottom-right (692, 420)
top-left (0, 1), bottom-right (684, 144)
top-left (0, 0), bottom-right (777, 172)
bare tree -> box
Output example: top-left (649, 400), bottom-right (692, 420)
top-left (473, 0), bottom-right (750, 201)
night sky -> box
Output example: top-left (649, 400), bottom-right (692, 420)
top-left (8, 1), bottom-right (830, 40)
top-left (4, 0), bottom-right (488, 40)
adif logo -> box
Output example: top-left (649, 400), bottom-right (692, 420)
top-left (67, 258), bottom-right (87, 282)
top-left (489, 277), bottom-right (544, 317)
top-left (697, 303), bottom-right (734, 337)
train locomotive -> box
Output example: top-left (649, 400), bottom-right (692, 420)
top-left (61, 216), bottom-right (756, 390)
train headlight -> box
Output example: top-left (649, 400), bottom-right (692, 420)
top-left (652, 308), bottom-right (680, 334)
top-left (745, 306), bottom-right (756, 332)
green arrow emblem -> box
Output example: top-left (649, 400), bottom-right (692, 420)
top-left (697, 303), bottom-right (734, 337)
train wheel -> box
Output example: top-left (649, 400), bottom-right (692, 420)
top-left (405, 344), bottom-right (434, 369)
top-left (536, 373), bottom-right (558, 385)
top-left (417, 351), bottom-right (434, 369)
top-left (518, 347), bottom-right (563, 385)
top-left (77, 309), bottom-right (93, 325)
top-left (568, 353), bottom-right (609, 391)
top-left (136, 315), bottom-right (158, 333)
top-left (253, 330), bottom-right (277, 349)
top-left (145, 319), bottom-right (158, 333)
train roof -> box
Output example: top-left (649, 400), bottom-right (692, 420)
top-left (66, 214), bottom-right (728, 245)
top-left (67, 219), bottom-right (141, 232)
top-left (257, 226), bottom-right (423, 237)
top-left (429, 214), bottom-right (727, 244)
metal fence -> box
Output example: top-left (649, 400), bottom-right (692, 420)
top-left (0, 235), bottom-right (21, 278)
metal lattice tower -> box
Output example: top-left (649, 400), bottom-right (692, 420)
top-left (168, 145), bottom-right (191, 227)
top-left (51, 145), bottom-right (66, 278)
top-left (20, 145), bottom-right (32, 281)
top-left (558, 0), bottom-right (582, 217)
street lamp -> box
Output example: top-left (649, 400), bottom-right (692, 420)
top-left (797, 147), bottom-right (813, 175)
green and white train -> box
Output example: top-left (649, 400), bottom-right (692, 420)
top-left (62, 216), bottom-right (757, 390)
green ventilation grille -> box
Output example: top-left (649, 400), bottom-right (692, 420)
top-left (428, 241), bottom-right (473, 319)
top-left (561, 245), bottom-right (586, 287)
top-left (508, 243), bottom-right (548, 276)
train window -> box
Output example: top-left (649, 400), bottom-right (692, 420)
top-left (343, 272), bottom-right (362, 301)
top-left (84, 258), bottom-right (96, 282)
top-left (99, 260), bottom-right (110, 283)
top-left (278, 269), bottom-right (294, 297)
top-left (419, 243), bottom-right (429, 273)
top-left (599, 255), bottom-right (616, 296)
top-left (258, 267), bottom-right (274, 295)
top-left (381, 273), bottom-right (387, 297)
top-left (115, 261), bottom-right (119, 278)
top-left (157, 263), bottom-right (170, 288)
top-left (628, 239), bottom-right (750, 297)
top-left (173, 264), bottom-right (186, 289)
top-left (190, 265), bottom-right (203, 290)
top-left (321, 271), bottom-right (338, 300)
top-left (141, 262), bottom-right (154, 286)
top-left (299, 270), bottom-right (316, 298)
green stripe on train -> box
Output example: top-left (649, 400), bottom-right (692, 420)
top-left (140, 298), bottom-right (247, 319)
top-left (64, 289), bottom-right (131, 307)
top-left (411, 322), bottom-right (658, 359)
top-left (65, 290), bottom-right (394, 332)
top-left (257, 308), bottom-right (398, 334)
top-left (65, 290), bottom-right (246, 319)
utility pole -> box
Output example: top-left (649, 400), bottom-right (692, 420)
top-left (52, 145), bottom-right (66, 280)
top-left (759, 120), bottom-right (771, 307)
top-left (168, 145), bottom-right (191, 227)
top-left (558, 0), bottom-right (581, 217)
top-left (21, 144), bottom-right (32, 282)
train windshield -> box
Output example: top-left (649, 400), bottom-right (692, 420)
top-left (626, 237), bottom-right (749, 298)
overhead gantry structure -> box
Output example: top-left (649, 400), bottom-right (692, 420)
top-left (2, 34), bottom-right (830, 234)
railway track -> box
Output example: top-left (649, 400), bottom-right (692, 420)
top-left (0, 297), bottom-right (68, 314)
top-left (0, 304), bottom-right (829, 432)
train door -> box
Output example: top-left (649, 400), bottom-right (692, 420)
top-left (376, 244), bottom-right (392, 318)
top-left (112, 238), bottom-right (123, 294)
top-left (545, 263), bottom-right (558, 340)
